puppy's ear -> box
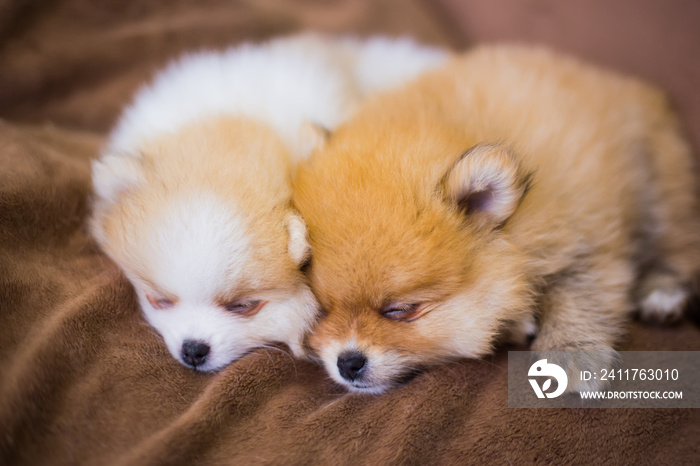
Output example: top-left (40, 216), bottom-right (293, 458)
top-left (285, 211), bottom-right (311, 266)
top-left (91, 153), bottom-right (144, 204)
top-left (440, 144), bottom-right (532, 225)
top-left (299, 121), bottom-right (331, 157)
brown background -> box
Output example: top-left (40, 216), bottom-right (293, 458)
top-left (1, 1), bottom-right (699, 464)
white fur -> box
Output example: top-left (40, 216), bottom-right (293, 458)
top-left (108, 34), bottom-right (449, 162)
top-left (137, 287), bottom-right (319, 371)
top-left (639, 287), bottom-right (688, 322)
top-left (637, 271), bottom-right (689, 324)
top-left (340, 36), bottom-right (450, 96)
top-left (139, 193), bottom-right (251, 299)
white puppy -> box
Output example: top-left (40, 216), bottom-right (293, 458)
top-left (90, 34), bottom-right (448, 371)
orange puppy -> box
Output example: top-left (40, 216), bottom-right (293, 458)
top-left (294, 45), bottom-right (700, 394)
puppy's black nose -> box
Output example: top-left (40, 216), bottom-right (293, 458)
top-left (337, 351), bottom-right (367, 381)
top-left (182, 340), bottom-right (210, 367)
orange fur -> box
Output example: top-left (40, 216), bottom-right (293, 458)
top-left (294, 45), bottom-right (700, 393)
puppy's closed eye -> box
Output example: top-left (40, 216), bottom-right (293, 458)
top-left (147, 294), bottom-right (176, 310)
top-left (380, 302), bottom-right (426, 322)
top-left (223, 300), bottom-right (267, 317)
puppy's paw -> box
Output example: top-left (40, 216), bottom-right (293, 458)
top-left (638, 273), bottom-right (689, 324)
top-left (501, 314), bottom-right (538, 345)
top-left (531, 343), bottom-right (618, 394)
top-left (568, 349), bottom-right (617, 394)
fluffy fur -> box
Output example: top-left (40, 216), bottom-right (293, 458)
top-left (90, 34), bottom-right (448, 371)
top-left (294, 45), bottom-right (700, 393)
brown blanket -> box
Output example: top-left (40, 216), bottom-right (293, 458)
top-left (2, 1), bottom-right (699, 464)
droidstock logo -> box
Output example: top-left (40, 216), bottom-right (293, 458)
top-left (528, 359), bottom-right (568, 398)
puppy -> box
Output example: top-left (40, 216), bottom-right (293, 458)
top-left (90, 34), bottom-right (448, 371)
top-left (294, 45), bottom-right (700, 393)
